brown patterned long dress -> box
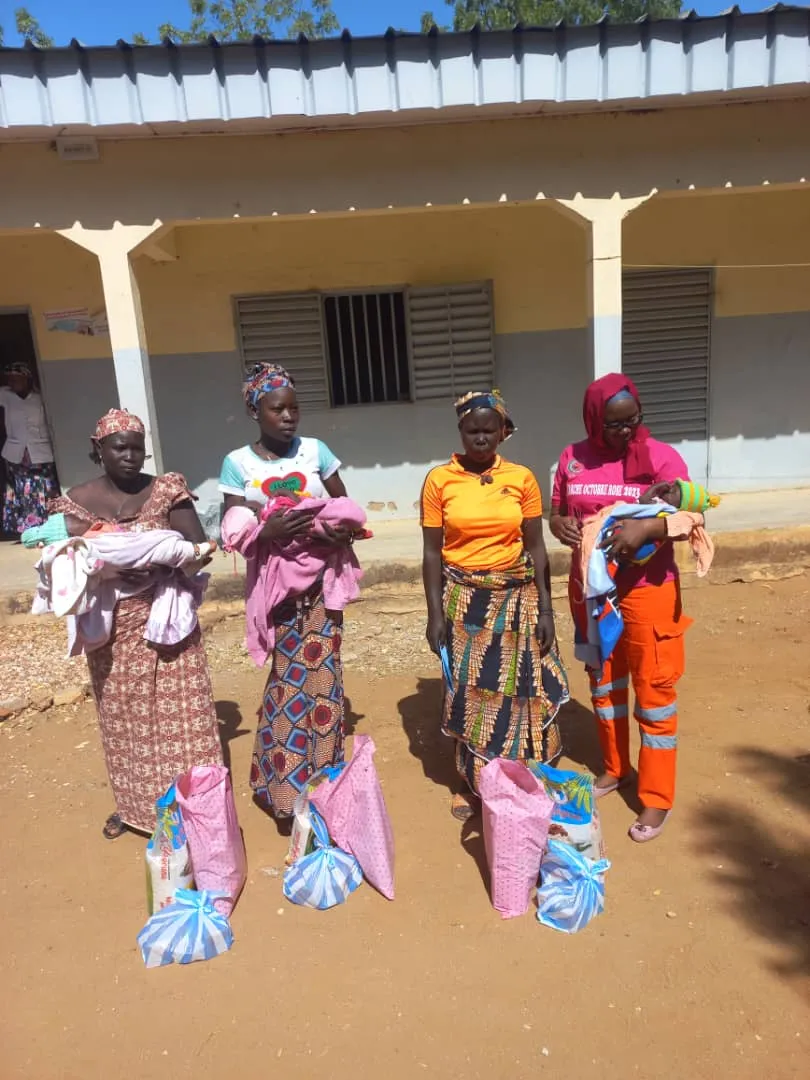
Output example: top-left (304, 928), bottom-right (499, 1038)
top-left (49, 473), bottom-right (223, 833)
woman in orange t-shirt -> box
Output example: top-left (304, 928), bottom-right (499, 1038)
top-left (420, 391), bottom-right (569, 821)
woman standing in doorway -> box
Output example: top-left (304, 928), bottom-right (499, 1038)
top-left (421, 390), bottom-right (569, 821)
top-left (220, 363), bottom-right (354, 822)
top-left (550, 374), bottom-right (694, 843)
top-left (0, 362), bottom-right (59, 537)
top-left (48, 409), bottom-right (223, 839)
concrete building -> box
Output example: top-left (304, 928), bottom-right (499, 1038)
top-left (1, 9), bottom-right (809, 531)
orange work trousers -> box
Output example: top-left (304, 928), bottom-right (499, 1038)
top-left (573, 578), bottom-right (692, 811)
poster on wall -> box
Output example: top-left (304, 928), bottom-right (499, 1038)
top-left (44, 308), bottom-right (109, 336)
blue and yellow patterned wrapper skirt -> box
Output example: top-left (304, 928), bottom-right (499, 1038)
top-left (442, 558), bottom-right (569, 794)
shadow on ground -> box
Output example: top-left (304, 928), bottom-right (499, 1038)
top-left (695, 745), bottom-right (810, 977)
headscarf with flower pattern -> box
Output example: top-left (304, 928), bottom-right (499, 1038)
top-left (93, 408), bottom-right (146, 442)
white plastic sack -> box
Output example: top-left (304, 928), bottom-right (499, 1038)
top-left (145, 784), bottom-right (194, 915)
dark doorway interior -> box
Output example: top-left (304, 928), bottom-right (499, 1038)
top-left (0, 311), bottom-right (53, 540)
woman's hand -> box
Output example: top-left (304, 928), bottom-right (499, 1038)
top-left (259, 508), bottom-right (316, 543)
top-left (549, 514), bottom-right (582, 549)
top-left (536, 611), bottom-right (556, 657)
top-left (600, 517), bottom-right (660, 560)
top-left (426, 613), bottom-right (447, 656)
top-left (318, 522), bottom-right (353, 548)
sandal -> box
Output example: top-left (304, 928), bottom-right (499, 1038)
top-left (450, 793), bottom-right (479, 822)
top-left (593, 774), bottom-right (633, 800)
top-left (102, 813), bottom-right (128, 840)
top-left (628, 811), bottom-right (671, 844)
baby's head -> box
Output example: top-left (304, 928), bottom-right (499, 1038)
top-left (643, 479), bottom-right (720, 513)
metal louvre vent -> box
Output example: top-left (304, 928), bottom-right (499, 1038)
top-left (235, 293), bottom-right (329, 410)
top-left (622, 269), bottom-right (712, 442)
top-left (407, 283), bottom-right (495, 401)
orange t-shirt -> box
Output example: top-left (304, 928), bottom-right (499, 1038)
top-left (420, 455), bottom-right (543, 572)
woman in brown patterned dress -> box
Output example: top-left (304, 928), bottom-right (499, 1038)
top-left (49, 409), bottom-right (223, 839)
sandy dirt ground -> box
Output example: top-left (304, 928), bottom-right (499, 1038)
top-left (1, 574), bottom-right (809, 1079)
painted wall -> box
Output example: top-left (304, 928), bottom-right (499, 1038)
top-left (1, 97), bottom-right (809, 231)
top-left (139, 204), bottom-right (590, 524)
top-left (0, 232), bottom-right (116, 488)
top-left (624, 188), bottom-right (810, 491)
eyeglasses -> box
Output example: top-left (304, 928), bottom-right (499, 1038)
top-left (603, 412), bottom-right (643, 432)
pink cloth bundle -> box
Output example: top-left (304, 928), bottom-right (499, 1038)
top-left (221, 496), bottom-right (366, 666)
top-left (479, 759), bottom-right (555, 920)
top-left (32, 531), bottom-right (213, 654)
top-left (310, 735), bottom-right (395, 900)
top-left (175, 765), bottom-right (247, 917)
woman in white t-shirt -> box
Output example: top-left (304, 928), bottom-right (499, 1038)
top-left (220, 362), bottom-right (356, 823)
top-left (0, 362), bottom-right (59, 537)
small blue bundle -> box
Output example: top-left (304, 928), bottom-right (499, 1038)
top-left (137, 889), bottom-right (233, 968)
top-left (536, 839), bottom-right (611, 934)
top-left (283, 807), bottom-right (363, 910)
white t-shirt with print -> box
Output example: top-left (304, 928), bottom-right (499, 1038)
top-left (219, 437), bottom-right (341, 505)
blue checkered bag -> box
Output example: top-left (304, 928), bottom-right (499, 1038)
top-left (536, 839), bottom-right (611, 934)
top-left (137, 888), bottom-right (234, 968)
top-left (283, 807), bottom-right (363, 910)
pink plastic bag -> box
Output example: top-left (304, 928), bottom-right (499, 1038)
top-left (310, 735), bottom-right (395, 900)
top-left (175, 766), bottom-right (247, 916)
top-left (479, 758), bottom-right (554, 920)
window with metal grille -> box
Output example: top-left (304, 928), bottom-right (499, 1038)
top-left (234, 280), bottom-right (495, 409)
top-left (323, 292), bottom-right (410, 406)
top-left (622, 268), bottom-right (712, 442)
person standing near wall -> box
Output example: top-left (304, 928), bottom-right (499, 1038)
top-left (48, 409), bottom-right (223, 839)
top-left (0, 362), bottom-right (59, 538)
top-left (420, 390), bottom-right (569, 822)
top-left (550, 374), bottom-right (694, 844)
top-left (219, 363), bottom-right (356, 825)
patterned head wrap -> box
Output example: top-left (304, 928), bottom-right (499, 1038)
top-left (4, 362), bottom-right (33, 380)
top-left (242, 363), bottom-right (296, 412)
top-left (93, 409), bottom-right (146, 442)
top-left (454, 389), bottom-right (516, 439)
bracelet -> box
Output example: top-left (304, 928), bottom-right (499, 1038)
top-left (538, 607), bottom-right (554, 617)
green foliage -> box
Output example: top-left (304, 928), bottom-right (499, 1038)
top-left (422, 0), bottom-right (683, 32)
top-left (158, 1), bottom-right (340, 44)
top-left (12, 6), bottom-right (55, 47)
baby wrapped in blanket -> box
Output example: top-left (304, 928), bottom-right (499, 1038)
top-left (32, 526), bottom-right (217, 654)
top-left (221, 477), bottom-right (366, 667)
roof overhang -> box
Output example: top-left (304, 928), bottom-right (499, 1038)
top-left (1, 7), bottom-right (809, 139)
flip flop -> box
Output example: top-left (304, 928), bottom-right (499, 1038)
top-left (593, 774), bottom-right (633, 799)
top-left (450, 793), bottom-right (479, 822)
top-left (628, 811), bottom-right (671, 844)
top-left (102, 813), bottom-right (128, 840)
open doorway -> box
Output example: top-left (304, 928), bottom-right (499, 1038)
top-left (0, 311), bottom-right (60, 541)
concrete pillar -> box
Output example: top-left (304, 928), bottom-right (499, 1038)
top-left (557, 195), bottom-right (651, 382)
top-left (58, 223), bottom-right (164, 471)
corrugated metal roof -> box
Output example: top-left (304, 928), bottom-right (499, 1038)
top-left (1, 7), bottom-right (809, 133)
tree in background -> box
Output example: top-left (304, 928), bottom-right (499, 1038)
top-left (1, 1), bottom-right (339, 47)
top-left (158, 0), bottom-right (339, 43)
top-left (422, 0), bottom-right (682, 32)
top-left (1, 0), bottom-right (685, 47)
top-left (0, 7), bottom-right (54, 47)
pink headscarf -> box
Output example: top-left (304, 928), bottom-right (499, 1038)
top-left (582, 373), bottom-right (653, 483)
top-left (94, 409), bottom-right (145, 441)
